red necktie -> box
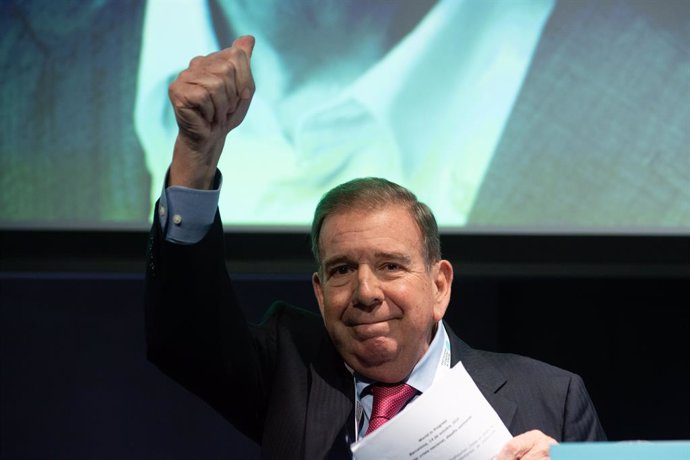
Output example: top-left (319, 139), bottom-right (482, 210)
top-left (365, 383), bottom-right (417, 435)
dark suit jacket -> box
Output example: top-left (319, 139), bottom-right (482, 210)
top-left (145, 212), bottom-right (606, 459)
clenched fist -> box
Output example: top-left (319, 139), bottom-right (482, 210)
top-left (168, 35), bottom-right (255, 189)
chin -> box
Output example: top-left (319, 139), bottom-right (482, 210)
top-left (355, 360), bottom-right (412, 384)
top-left (348, 341), bottom-right (414, 382)
top-left (358, 336), bottom-right (398, 364)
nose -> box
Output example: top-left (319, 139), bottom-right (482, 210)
top-left (354, 265), bottom-right (383, 309)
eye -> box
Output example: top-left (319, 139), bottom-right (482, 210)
top-left (329, 264), bottom-right (353, 277)
top-left (382, 262), bottom-right (401, 271)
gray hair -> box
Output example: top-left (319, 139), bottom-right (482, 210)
top-left (310, 177), bottom-right (441, 270)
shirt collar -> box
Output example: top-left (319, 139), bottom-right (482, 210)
top-left (354, 320), bottom-right (449, 397)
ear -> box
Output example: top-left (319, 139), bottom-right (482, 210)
top-left (312, 271), bottom-right (326, 317)
top-left (431, 259), bottom-right (453, 321)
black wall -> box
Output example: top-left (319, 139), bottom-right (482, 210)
top-left (1, 232), bottom-right (689, 458)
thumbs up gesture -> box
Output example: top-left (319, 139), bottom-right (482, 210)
top-left (168, 35), bottom-right (256, 189)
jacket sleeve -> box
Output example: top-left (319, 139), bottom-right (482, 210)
top-left (562, 373), bottom-right (607, 441)
top-left (145, 203), bottom-right (275, 443)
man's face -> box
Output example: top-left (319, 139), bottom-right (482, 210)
top-left (312, 204), bottom-right (453, 383)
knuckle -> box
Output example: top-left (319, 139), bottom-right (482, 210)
top-left (227, 46), bottom-right (244, 60)
top-left (502, 437), bottom-right (526, 457)
top-left (167, 80), bottom-right (178, 97)
top-left (505, 444), bottom-right (520, 456)
top-left (215, 60), bottom-right (238, 80)
top-left (168, 81), bottom-right (186, 104)
top-left (188, 55), bottom-right (206, 68)
top-left (171, 85), bottom-right (209, 110)
top-left (173, 68), bottom-right (194, 86)
top-left (205, 76), bottom-right (224, 93)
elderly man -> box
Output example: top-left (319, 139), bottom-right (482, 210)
top-left (145, 36), bottom-right (605, 459)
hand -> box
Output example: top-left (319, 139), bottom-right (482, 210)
top-left (168, 35), bottom-right (255, 189)
top-left (496, 430), bottom-right (558, 460)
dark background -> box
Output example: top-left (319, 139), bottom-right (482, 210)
top-left (2, 231), bottom-right (689, 459)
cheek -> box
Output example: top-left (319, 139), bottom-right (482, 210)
top-left (392, 285), bottom-right (436, 326)
top-left (320, 288), bottom-right (351, 321)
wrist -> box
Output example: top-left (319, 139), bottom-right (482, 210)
top-left (169, 137), bottom-right (224, 189)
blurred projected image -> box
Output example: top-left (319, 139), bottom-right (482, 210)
top-left (136, 0), bottom-right (554, 227)
top-left (2, 0), bottom-right (689, 231)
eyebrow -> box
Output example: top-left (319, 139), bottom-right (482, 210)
top-left (374, 252), bottom-right (413, 265)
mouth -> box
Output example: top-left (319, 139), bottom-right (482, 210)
top-left (348, 319), bottom-right (393, 340)
top-left (345, 316), bottom-right (396, 328)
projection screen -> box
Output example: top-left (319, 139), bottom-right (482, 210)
top-left (1, 0), bottom-right (689, 233)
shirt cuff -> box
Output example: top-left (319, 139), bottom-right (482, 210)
top-left (158, 170), bottom-right (222, 244)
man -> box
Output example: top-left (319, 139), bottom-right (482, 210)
top-left (145, 36), bottom-right (606, 459)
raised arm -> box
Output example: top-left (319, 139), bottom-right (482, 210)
top-left (146, 36), bottom-right (270, 442)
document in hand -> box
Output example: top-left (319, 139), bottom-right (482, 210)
top-left (350, 362), bottom-right (512, 460)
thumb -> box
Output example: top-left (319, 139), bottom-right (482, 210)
top-left (233, 35), bottom-right (255, 60)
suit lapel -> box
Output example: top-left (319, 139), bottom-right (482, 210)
top-left (446, 323), bottom-right (518, 432)
top-left (301, 324), bottom-right (521, 457)
top-left (303, 334), bottom-right (355, 459)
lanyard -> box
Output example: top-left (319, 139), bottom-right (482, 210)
top-left (352, 331), bottom-right (452, 443)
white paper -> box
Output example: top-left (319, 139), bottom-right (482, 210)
top-left (350, 363), bottom-right (512, 460)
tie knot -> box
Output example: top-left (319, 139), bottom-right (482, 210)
top-left (366, 383), bottom-right (417, 435)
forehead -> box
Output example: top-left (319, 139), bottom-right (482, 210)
top-left (318, 204), bottom-right (424, 258)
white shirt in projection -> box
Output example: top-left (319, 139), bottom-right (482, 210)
top-left (135, 0), bottom-right (554, 227)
